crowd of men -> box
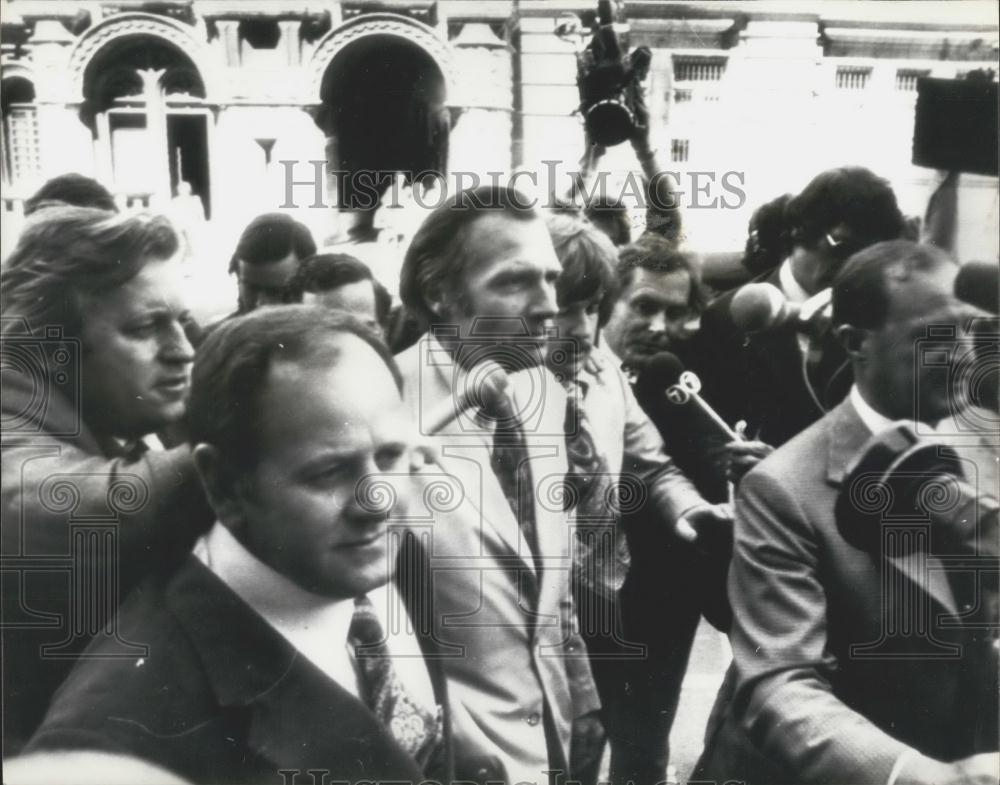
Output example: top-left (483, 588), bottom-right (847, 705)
top-left (1, 144), bottom-right (997, 785)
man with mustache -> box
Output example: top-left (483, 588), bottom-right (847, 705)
top-left (602, 233), bottom-right (727, 502)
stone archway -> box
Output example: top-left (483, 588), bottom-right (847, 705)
top-left (68, 14), bottom-right (213, 214)
top-left (307, 14), bottom-right (454, 239)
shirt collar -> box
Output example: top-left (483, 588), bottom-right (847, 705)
top-left (849, 384), bottom-right (897, 436)
top-left (849, 384), bottom-right (962, 438)
top-left (778, 258), bottom-right (811, 305)
top-left (193, 521), bottom-right (355, 647)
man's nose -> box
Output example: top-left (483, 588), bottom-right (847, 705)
top-left (351, 466), bottom-right (398, 519)
top-left (646, 311), bottom-right (668, 333)
top-left (532, 278), bottom-right (559, 320)
top-left (160, 321), bottom-right (195, 364)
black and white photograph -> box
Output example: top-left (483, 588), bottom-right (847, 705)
top-left (0, 1), bottom-right (997, 783)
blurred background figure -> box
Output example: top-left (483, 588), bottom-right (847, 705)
top-left (225, 212), bottom-right (317, 317)
top-left (284, 252), bottom-right (392, 335)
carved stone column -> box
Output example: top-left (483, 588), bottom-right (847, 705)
top-left (448, 22), bottom-right (513, 176)
top-left (138, 68), bottom-right (171, 205)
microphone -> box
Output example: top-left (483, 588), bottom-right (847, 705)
top-left (637, 352), bottom-right (740, 441)
top-left (422, 360), bottom-right (509, 435)
top-left (955, 261), bottom-right (999, 314)
top-left (730, 282), bottom-right (832, 335)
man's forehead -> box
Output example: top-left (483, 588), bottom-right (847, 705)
top-left (237, 252), bottom-right (299, 283)
top-left (464, 212), bottom-right (553, 261)
top-left (884, 262), bottom-right (959, 324)
top-left (629, 267), bottom-right (690, 295)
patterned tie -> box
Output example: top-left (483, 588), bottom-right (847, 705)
top-left (487, 391), bottom-right (539, 566)
top-left (349, 596), bottom-right (443, 769)
top-left (563, 378), bottom-right (630, 599)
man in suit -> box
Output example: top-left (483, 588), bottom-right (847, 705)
top-left (699, 166), bottom-right (907, 457)
top-left (696, 241), bottom-right (998, 784)
top-left (1, 206), bottom-right (213, 753)
top-left (27, 306), bottom-right (460, 785)
top-left (602, 232), bottom-right (729, 502)
top-left (395, 185), bottom-right (602, 783)
top-left (546, 214), bottom-right (730, 785)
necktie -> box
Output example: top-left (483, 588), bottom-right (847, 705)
top-left (349, 596), bottom-right (443, 769)
top-left (487, 391), bottom-right (539, 565)
top-left (563, 378), bottom-right (630, 598)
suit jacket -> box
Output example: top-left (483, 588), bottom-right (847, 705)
top-left (582, 345), bottom-right (707, 521)
top-left (26, 551), bottom-right (457, 785)
top-left (1, 371), bottom-right (213, 754)
top-left (395, 337), bottom-right (599, 784)
top-left (699, 400), bottom-right (999, 784)
top-left (699, 267), bottom-right (851, 448)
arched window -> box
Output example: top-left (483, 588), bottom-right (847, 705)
top-left (1, 76), bottom-right (40, 186)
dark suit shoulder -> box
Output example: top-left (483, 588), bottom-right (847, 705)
top-left (32, 571), bottom-right (219, 744)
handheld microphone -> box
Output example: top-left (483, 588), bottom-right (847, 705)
top-left (422, 360), bottom-right (509, 435)
top-left (955, 261), bottom-right (999, 314)
top-left (637, 352), bottom-right (740, 441)
top-left (730, 282), bottom-right (832, 335)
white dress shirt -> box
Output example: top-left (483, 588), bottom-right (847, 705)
top-left (849, 384), bottom-right (961, 440)
top-left (193, 521), bottom-right (436, 709)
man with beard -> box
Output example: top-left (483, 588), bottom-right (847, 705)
top-left (395, 186), bottom-right (603, 784)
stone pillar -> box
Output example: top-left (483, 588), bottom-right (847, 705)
top-left (278, 20), bottom-right (302, 66)
top-left (730, 20), bottom-right (825, 193)
top-left (448, 22), bottom-right (514, 177)
top-left (216, 20), bottom-right (241, 68)
top-left (138, 68), bottom-right (171, 206)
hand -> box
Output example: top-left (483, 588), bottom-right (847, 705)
top-left (724, 440), bottom-right (774, 486)
top-left (896, 752), bottom-right (999, 785)
top-left (628, 81), bottom-right (651, 148)
top-left (675, 503), bottom-right (733, 555)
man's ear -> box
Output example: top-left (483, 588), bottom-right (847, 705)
top-left (192, 444), bottom-right (246, 531)
top-left (835, 324), bottom-right (867, 359)
top-left (424, 286), bottom-right (447, 322)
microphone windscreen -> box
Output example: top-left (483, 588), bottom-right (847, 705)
top-left (463, 360), bottom-right (509, 412)
top-left (636, 351), bottom-right (685, 393)
top-left (730, 282), bottom-right (786, 333)
top-left (955, 261), bottom-right (999, 314)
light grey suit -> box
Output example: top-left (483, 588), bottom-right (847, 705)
top-left (698, 398), bottom-right (999, 784)
top-left (395, 337), bottom-right (599, 784)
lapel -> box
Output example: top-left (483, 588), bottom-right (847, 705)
top-left (166, 558), bottom-right (424, 781)
top-left (419, 342), bottom-right (540, 577)
top-left (824, 401), bottom-right (960, 617)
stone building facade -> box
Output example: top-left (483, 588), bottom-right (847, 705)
top-left (1, 0), bottom-right (997, 265)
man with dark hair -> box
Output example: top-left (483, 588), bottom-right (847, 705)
top-left (286, 253), bottom-right (392, 334)
top-left (229, 212), bottom-right (317, 313)
top-left (546, 214), bottom-right (730, 785)
top-left (1, 206), bottom-right (212, 753)
top-left (696, 241), bottom-right (997, 784)
top-left (604, 233), bottom-right (709, 370)
top-left (24, 173), bottom-right (117, 215)
top-left (698, 166), bottom-right (906, 468)
top-left (26, 306), bottom-right (461, 785)
top-left (395, 185), bottom-right (600, 783)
